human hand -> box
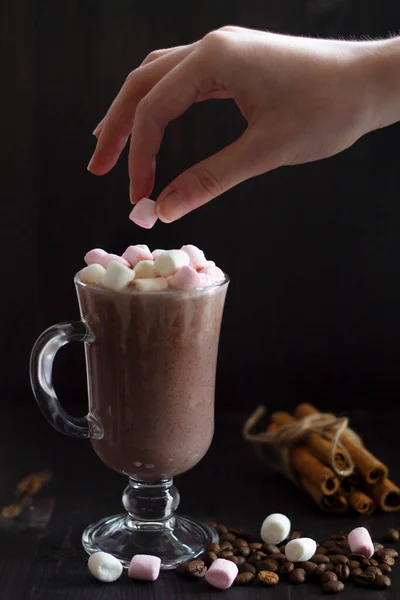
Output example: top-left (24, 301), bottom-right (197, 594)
top-left (88, 26), bottom-right (384, 223)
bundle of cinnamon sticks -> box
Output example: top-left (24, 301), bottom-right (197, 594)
top-left (243, 403), bottom-right (400, 515)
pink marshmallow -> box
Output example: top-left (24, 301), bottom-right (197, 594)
top-left (102, 253), bottom-right (130, 268)
top-left (84, 248), bottom-right (108, 267)
top-left (348, 527), bottom-right (374, 558)
top-left (198, 272), bottom-right (212, 288)
top-left (168, 265), bottom-right (202, 290)
top-left (122, 245), bottom-right (154, 268)
top-left (128, 554), bottom-right (161, 581)
top-left (129, 198), bottom-right (158, 229)
top-left (181, 245), bottom-right (207, 270)
top-left (200, 265), bottom-right (225, 282)
top-left (205, 558), bottom-right (238, 590)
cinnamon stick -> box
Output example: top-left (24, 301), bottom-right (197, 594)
top-left (348, 490), bottom-right (375, 516)
top-left (291, 446), bottom-right (340, 496)
top-left (271, 411), bottom-right (351, 474)
top-left (300, 477), bottom-right (348, 513)
top-left (367, 478), bottom-right (400, 512)
top-left (294, 404), bottom-right (388, 484)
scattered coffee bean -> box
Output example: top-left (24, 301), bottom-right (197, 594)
top-left (365, 565), bottom-right (382, 577)
top-left (334, 564), bottom-right (350, 581)
top-left (228, 527), bottom-right (250, 539)
top-left (331, 533), bottom-right (347, 542)
top-left (278, 561), bottom-right (294, 576)
top-left (288, 531), bottom-right (301, 541)
top-left (272, 553), bottom-right (288, 562)
top-left (256, 559), bottom-right (278, 572)
top-left (348, 560), bottom-right (360, 569)
top-left (279, 544), bottom-right (286, 554)
top-left (351, 568), bottom-right (364, 578)
top-left (207, 542), bottom-right (220, 554)
top-left (374, 574), bottom-right (391, 589)
top-left (234, 572), bottom-right (255, 585)
top-left (312, 553), bottom-right (330, 564)
top-left (184, 560), bottom-right (207, 578)
top-left (380, 563), bottom-right (392, 574)
top-left (324, 540), bottom-right (339, 549)
top-left (219, 533), bottom-right (237, 543)
top-left (215, 524), bottom-right (228, 535)
top-left (381, 547), bottom-right (398, 559)
top-left (226, 555), bottom-right (246, 566)
top-left (311, 564), bottom-right (326, 578)
top-left (257, 570), bottom-right (279, 585)
top-left (290, 568), bottom-right (306, 584)
top-left (321, 571), bottom-right (338, 584)
top-left (323, 580), bottom-right (344, 593)
top-left (176, 562), bottom-right (190, 575)
top-left (238, 546), bottom-right (250, 558)
top-left (207, 520), bottom-right (218, 528)
top-left (348, 553), bottom-right (366, 562)
top-left (361, 558), bottom-right (371, 567)
top-left (232, 538), bottom-right (248, 549)
top-left (238, 562), bottom-right (257, 575)
top-left (220, 551), bottom-right (234, 558)
top-left (373, 542), bottom-right (384, 553)
top-left (317, 546), bottom-right (328, 555)
top-left (263, 543), bottom-right (280, 554)
top-left (248, 542), bottom-right (262, 552)
top-left (325, 563), bottom-right (335, 572)
top-left (329, 555), bottom-right (349, 566)
top-left (203, 551), bottom-right (219, 566)
top-left (353, 573), bottom-right (372, 587)
top-left (326, 547), bottom-right (345, 556)
top-left (383, 528), bottom-right (399, 543)
top-left (219, 541), bottom-right (233, 552)
top-left (297, 561), bottom-right (317, 575)
top-left (377, 553), bottom-right (395, 566)
top-left (248, 552), bottom-right (266, 565)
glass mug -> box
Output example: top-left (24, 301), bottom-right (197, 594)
top-left (30, 272), bottom-right (229, 568)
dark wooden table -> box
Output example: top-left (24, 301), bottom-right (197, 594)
top-left (1, 399), bottom-right (399, 599)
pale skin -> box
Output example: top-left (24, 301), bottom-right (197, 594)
top-left (88, 26), bottom-right (400, 223)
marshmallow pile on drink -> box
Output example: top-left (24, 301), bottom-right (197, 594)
top-left (79, 244), bottom-right (225, 292)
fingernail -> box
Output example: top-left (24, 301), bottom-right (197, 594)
top-left (92, 124), bottom-right (102, 137)
top-left (157, 191), bottom-right (187, 223)
top-left (87, 159), bottom-right (93, 172)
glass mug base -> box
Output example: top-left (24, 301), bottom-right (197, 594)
top-left (82, 513), bottom-right (217, 569)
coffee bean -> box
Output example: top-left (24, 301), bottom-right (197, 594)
top-left (215, 524), bottom-right (228, 535)
top-left (369, 558), bottom-right (379, 566)
top-left (324, 540), bottom-right (339, 549)
top-left (227, 555), bottom-right (246, 566)
top-left (323, 580), bottom-right (344, 593)
top-left (312, 553), bottom-right (330, 564)
top-left (219, 541), bottom-right (233, 552)
top-left (219, 532), bottom-right (236, 542)
top-left (234, 572), bottom-right (255, 585)
top-left (203, 551), bottom-right (218, 566)
top-left (381, 547), bottom-right (398, 559)
top-left (238, 562), bottom-right (257, 575)
top-left (334, 564), bottom-right (350, 581)
top-left (297, 561), bottom-right (317, 575)
top-left (321, 571), bottom-right (338, 584)
top-left (256, 559), bottom-right (278, 572)
top-left (220, 550), bottom-right (234, 558)
top-left (248, 552), bottom-right (266, 564)
top-left (326, 547), bottom-right (346, 556)
top-left (287, 530), bottom-right (301, 541)
top-left (325, 563), bottom-right (335, 572)
top-left (377, 553), bottom-right (395, 566)
top-left (351, 568), bottom-right (364, 578)
top-left (207, 542), bottom-right (220, 554)
top-left (271, 553), bottom-right (287, 562)
top-left (331, 532), bottom-right (347, 541)
top-left (279, 544), bottom-right (286, 554)
top-left (317, 546), bottom-right (328, 555)
top-left (228, 527), bottom-right (250, 539)
top-left (329, 554), bottom-right (349, 565)
top-left (289, 568), bottom-right (306, 584)
top-left (311, 564), bottom-right (326, 579)
top-left (361, 558), bottom-right (371, 567)
top-left (176, 562), bottom-right (190, 575)
top-left (373, 542), bottom-right (384, 553)
top-left (232, 538), bottom-right (248, 549)
top-left (238, 545), bottom-right (251, 558)
top-left (365, 566), bottom-right (382, 577)
top-left (185, 559), bottom-right (207, 578)
top-left (380, 563), bottom-right (392, 574)
top-left (353, 573), bottom-right (372, 587)
top-left (278, 561), bottom-right (294, 576)
top-left (263, 543), bottom-right (280, 554)
top-left (348, 553), bottom-right (366, 562)
top-left (383, 528), bottom-right (399, 543)
top-left (248, 542), bottom-right (263, 552)
top-left (257, 571), bottom-right (279, 585)
top-left (207, 520), bottom-right (218, 528)
top-left (374, 574), bottom-right (391, 588)
top-left (348, 560), bottom-right (360, 569)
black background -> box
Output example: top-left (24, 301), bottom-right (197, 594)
top-left (2, 1), bottom-right (400, 599)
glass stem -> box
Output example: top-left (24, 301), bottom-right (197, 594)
top-left (122, 478), bottom-right (180, 522)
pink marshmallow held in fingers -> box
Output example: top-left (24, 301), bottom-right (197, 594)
top-left (205, 558), bottom-right (238, 590)
top-left (168, 265), bottom-right (202, 290)
top-left (200, 265), bottom-right (225, 282)
top-left (348, 527), bottom-right (374, 558)
top-left (129, 198), bottom-right (158, 229)
top-left (128, 554), bottom-right (161, 581)
top-left (122, 245), bottom-right (153, 268)
top-left (102, 253), bottom-right (130, 268)
top-left (84, 248), bottom-right (108, 267)
top-left (181, 245), bottom-right (207, 270)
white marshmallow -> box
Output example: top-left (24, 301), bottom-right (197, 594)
top-left (134, 278), bottom-right (168, 292)
top-left (285, 538), bottom-right (317, 563)
top-left (80, 264), bottom-right (106, 285)
top-left (260, 513), bottom-right (291, 545)
top-left (103, 260), bottom-right (135, 291)
top-left (154, 250), bottom-right (190, 277)
top-left (181, 244), bottom-right (208, 270)
top-left (88, 552), bottom-right (123, 582)
top-left (206, 260), bottom-right (216, 267)
top-left (134, 260), bottom-right (156, 278)
top-left (152, 249), bottom-right (166, 259)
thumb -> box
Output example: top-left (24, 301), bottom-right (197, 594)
top-left (155, 130), bottom-right (277, 223)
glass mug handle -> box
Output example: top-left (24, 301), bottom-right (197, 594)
top-left (30, 321), bottom-right (100, 439)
